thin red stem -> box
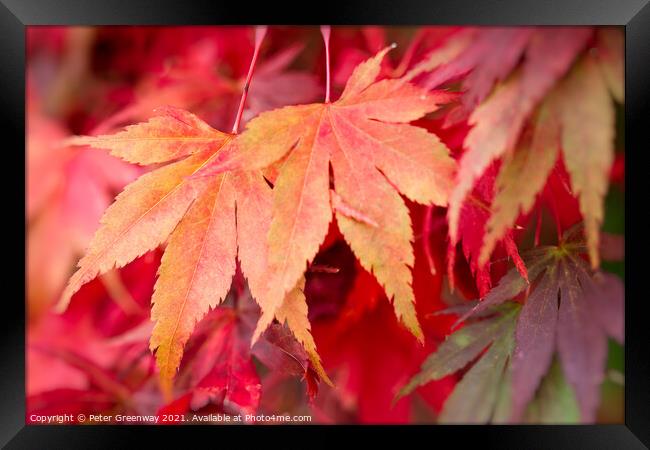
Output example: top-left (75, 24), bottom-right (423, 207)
top-left (232, 25), bottom-right (267, 134)
top-left (321, 25), bottom-right (331, 103)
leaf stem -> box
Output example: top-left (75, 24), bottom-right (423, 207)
top-left (321, 25), bottom-right (331, 103)
top-left (232, 25), bottom-right (268, 134)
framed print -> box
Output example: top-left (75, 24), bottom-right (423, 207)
top-left (3, 0), bottom-right (649, 447)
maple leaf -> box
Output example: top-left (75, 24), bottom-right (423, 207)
top-left (193, 46), bottom-right (457, 342)
top-left (480, 41), bottom-right (621, 269)
top-left (252, 322), bottom-right (324, 401)
top-left (171, 286), bottom-right (330, 416)
top-left (447, 28), bottom-right (592, 263)
top-left (54, 110), bottom-right (230, 296)
top-left (398, 301), bottom-right (519, 423)
top-left (419, 27), bottom-right (622, 270)
top-left (403, 28), bottom-right (604, 280)
top-left (56, 106), bottom-right (279, 394)
top-left (508, 244), bottom-right (623, 422)
top-left (59, 101), bottom-right (332, 400)
top-left (401, 227), bottom-right (623, 423)
top-left (173, 299), bottom-right (261, 416)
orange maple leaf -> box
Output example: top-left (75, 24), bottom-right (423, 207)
top-left (194, 47), bottom-right (457, 342)
top-left (57, 106), bottom-right (293, 395)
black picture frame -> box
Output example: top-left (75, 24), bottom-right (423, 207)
top-left (3, 0), bottom-right (648, 447)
